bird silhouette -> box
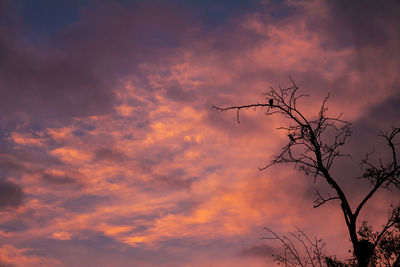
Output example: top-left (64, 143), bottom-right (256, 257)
top-left (269, 99), bottom-right (273, 107)
top-left (288, 134), bottom-right (295, 143)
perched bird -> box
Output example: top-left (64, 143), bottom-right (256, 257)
top-left (269, 99), bottom-right (273, 107)
top-left (288, 134), bottom-right (296, 143)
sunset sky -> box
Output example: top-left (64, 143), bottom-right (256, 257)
top-left (1, 0), bottom-right (400, 266)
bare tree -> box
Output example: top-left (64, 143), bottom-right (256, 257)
top-left (262, 227), bottom-right (326, 267)
top-left (212, 78), bottom-right (400, 266)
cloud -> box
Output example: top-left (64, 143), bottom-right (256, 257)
top-left (60, 194), bottom-right (109, 213)
top-left (0, 24), bottom-right (116, 122)
top-left (94, 147), bottom-right (125, 162)
top-left (0, 154), bottom-right (25, 176)
top-left (0, 1), bottom-right (195, 126)
top-left (0, 1), bottom-right (399, 266)
top-left (322, 0), bottom-right (400, 48)
top-left (240, 243), bottom-right (275, 258)
top-left (41, 173), bottom-right (79, 186)
top-left (0, 245), bottom-right (60, 267)
top-left (0, 180), bottom-right (23, 209)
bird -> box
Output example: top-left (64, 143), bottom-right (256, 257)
top-left (288, 134), bottom-right (296, 143)
top-left (269, 99), bottom-right (273, 107)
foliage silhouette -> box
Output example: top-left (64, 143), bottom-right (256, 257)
top-left (212, 78), bottom-right (400, 266)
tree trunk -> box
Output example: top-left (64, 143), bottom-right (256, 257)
top-left (348, 217), bottom-right (373, 267)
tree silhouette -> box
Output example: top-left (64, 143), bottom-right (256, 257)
top-left (261, 227), bottom-right (327, 266)
top-left (212, 78), bottom-right (400, 266)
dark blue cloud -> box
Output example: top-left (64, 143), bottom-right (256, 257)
top-left (61, 194), bottom-right (110, 212)
top-left (0, 180), bottom-right (24, 209)
top-left (311, 0), bottom-right (400, 49)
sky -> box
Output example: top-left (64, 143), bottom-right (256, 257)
top-left (0, 0), bottom-right (400, 266)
